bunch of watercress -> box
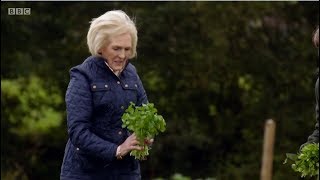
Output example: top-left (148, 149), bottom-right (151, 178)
top-left (284, 143), bottom-right (319, 178)
top-left (121, 102), bottom-right (166, 160)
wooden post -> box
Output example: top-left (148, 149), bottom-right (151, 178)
top-left (260, 119), bottom-right (276, 180)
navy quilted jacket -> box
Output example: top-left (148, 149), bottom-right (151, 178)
top-left (60, 56), bottom-right (148, 180)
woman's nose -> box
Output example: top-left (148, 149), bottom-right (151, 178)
top-left (119, 50), bottom-right (125, 58)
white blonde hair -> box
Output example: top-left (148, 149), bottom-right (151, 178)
top-left (87, 10), bottom-right (138, 58)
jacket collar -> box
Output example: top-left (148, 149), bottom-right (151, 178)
top-left (93, 56), bottom-right (130, 78)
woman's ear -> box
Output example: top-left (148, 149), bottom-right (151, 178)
top-left (98, 48), bottom-right (103, 55)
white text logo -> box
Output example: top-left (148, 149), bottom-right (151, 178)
top-left (8, 8), bottom-right (31, 15)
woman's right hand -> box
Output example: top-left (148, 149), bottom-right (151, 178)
top-left (118, 133), bottom-right (142, 157)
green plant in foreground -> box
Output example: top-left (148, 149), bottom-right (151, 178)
top-left (121, 102), bottom-right (166, 160)
top-left (284, 143), bottom-right (319, 178)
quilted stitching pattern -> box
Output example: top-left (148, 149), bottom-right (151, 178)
top-left (60, 56), bottom-right (148, 179)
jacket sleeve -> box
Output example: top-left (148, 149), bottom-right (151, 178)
top-left (129, 63), bottom-right (148, 106)
top-left (306, 78), bottom-right (319, 143)
top-left (65, 67), bottom-right (118, 163)
top-left (300, 78), bottom-right (319, 150)
top-left (136, 73), bottom-right (148, 106)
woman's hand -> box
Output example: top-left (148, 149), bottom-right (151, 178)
top-left (144, 138), bottom-right (154, 146)
top-left (118, 133), bottom-right (142, 157)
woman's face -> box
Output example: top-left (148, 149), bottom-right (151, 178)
top-left (100, 33), bottom-right (132, 72)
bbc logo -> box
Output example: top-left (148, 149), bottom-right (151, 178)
top-left (8, 8), bottom-right (31, 15)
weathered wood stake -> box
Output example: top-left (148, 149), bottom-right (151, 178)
top-left (260, 119), bottom-right (276, 180)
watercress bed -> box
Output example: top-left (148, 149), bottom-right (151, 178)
top-left (121, 102), bottom-right (166, 160)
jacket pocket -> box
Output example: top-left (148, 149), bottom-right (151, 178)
top-left (91, 82), bottom-right (112, 105)
top-left (91, 82), bottom-right (115, 129)
top-left (74, 147), bottom-right (104, 173)
top-left (122, 81), bottom-right (138, 105)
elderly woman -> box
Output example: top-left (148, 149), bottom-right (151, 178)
top-left (60, 10), bottom-right (149, 180)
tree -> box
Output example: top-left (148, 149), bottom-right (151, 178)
top-left (1, 1), bottom-right (318, 179)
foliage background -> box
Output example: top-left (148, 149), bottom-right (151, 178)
top-left (1, 2), bottom-right (319, 180)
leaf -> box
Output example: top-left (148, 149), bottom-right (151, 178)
top-left (121, 102), bottom-right (166, 160)
top-left (284, 143), bottom-right (319, 177)
top-left (286, 153), bottom-right (298, 161)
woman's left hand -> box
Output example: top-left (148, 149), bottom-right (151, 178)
top-left (144, 138), bottom-right (154, 146)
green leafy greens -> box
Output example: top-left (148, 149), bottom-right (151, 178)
top-left (284, 143), bottom-right (319, 178)
top-left (121, 102), bottom-right (166, 160)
